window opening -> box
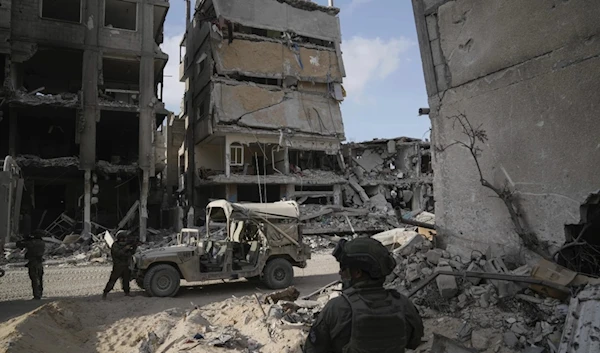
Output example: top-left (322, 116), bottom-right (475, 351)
top-left (230, 144), bottom-right (244, 166)
top-left (41, 0), bottom-right (81, 23)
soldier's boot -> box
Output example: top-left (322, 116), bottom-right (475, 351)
top-left (102, 292), bottom-right (108, 300)
top-left (124, 292), bottom-right (134, 297)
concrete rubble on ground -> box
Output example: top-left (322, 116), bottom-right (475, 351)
top-left (135, 284), bottom-right (342, 353)
top-left (378, 228), bottom-right (600, 353)
top-left (2, 230), bottom-right (178, 267)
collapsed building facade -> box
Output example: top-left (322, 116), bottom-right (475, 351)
top-left (412, 0), bottom-right (600, 272)
top-left (0, 0), bottom-right (172, 242)
top-left (343, 137), bottom-right (433, 213)
top-left (178, 0), bottom-right (347, 218)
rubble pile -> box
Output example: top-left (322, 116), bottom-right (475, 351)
top-left (380, 232), bottom-right (578, 353)
top-left (134, 286), bottom-right (340, 353)
top-left (299, 204), bottom-right (400, 234)
top-left (3, 230), bottom-right (178, 267)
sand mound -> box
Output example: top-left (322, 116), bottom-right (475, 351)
top-left (0, 295), bottom-right (309, 353)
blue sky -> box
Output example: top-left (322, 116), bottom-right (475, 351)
top-left (160, 0), bottom-right (431, 142)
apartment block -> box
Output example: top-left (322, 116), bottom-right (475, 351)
top-left (0, 0), bottom-right (171, 241)
top-left (179, 0), bottom-right (347, 212)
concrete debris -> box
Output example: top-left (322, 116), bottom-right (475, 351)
top-left (264, 286), bottom-right (300, 304)
top-left (15, 155), bottom-right (138, 175)
top-left (436, 262), bottom-right (459, 299)
top-left (381, 233), bottom-right (578, 353)
top-left (558, 284), bottom-right (600, 353)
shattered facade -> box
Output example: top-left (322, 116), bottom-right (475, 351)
top-left (343, 137), bottom-right (433, 213)
top-left (412, 0), bottom-right (600, 261)
top-left (179, 0), bottom-right (347, 217)
top-left (0, 0), bottom-right (172, 242)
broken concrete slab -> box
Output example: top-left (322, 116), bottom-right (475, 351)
top-left (372, 228), bottom-right (421, 252)
top-left (352, 149), bottom-right (385, 173)
top-left (558, 284), bottom-right (600, 353)
top-left (212, 0), bottom-right (341, 42)
top-left (503, 331), bottom-right (519, 348)
top-left (348, 179), bottom-right (370, 203)
top-left (431, 333), bottom-right (477, 353)
top-left (426, 248), bottom-right (444, 265)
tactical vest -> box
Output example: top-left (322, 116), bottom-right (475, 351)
top-left (341, 287), bottom-right (408, 353)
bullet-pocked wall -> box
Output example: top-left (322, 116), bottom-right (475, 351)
top-left (412, 0), bottom-right (600, 258)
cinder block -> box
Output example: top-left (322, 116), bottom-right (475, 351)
top-left (435, 264), bottom-right (458, 298)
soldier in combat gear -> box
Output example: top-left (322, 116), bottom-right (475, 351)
top-left (303, 237), bottom-right (424, 353)
top-left (102, 231), bottom-right (136, 299)
top-left (16, 231), bottom-right (46, 300)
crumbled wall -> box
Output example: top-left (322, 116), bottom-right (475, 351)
top-left (413, 0), bottom-right (600, 257)
top-left (212, 0), bottom-right (342, 41)
top-left (211, 81), bottom-right (345, 138)
top-left (344, 138), bottom-right (433, 213)
top-left (213, 39), bottom-right (342, 82)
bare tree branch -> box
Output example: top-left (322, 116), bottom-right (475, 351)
top-left (438, 114), bottom-right (548, 258)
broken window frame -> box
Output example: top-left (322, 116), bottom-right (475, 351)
top-left (103, 0), bottom-right (139, 32)
top-left (40, 0), bottom-right (83, 24)
top-left (230, 144), bottom-right (244, 167)
top-left (196, 102), bottom-right (206, 121)
top-left (196, 53), bottom-right (207, 76)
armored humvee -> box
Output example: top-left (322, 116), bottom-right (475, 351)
top-left (132, 200), bottom-right (311, 297)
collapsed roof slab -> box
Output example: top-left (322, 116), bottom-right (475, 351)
top-left (211, 0), bottom-right (342, 42)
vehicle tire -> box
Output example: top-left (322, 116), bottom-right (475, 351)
top-left (262, 258), bottom-right (294, 289)
top-left (143, 264), bottom-right (181, 297)
top-left (135, 276), bottom-right (145, 289)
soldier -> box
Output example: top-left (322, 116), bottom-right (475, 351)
top-left (16, 231), bottom-right (46, 300)
top-left (102, 231), bottom-right (135, 299)
top-left (303, 237), bottom-right (424, 353)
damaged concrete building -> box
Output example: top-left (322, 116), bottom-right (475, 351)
top-left (0, 0), bottom-right (171, 241)
top-left (412, 0), bottom-right (600, 272)
top-left (178, 0), bottom-right (347, 216)
top-left (343, 137), bottom-right (433, 214)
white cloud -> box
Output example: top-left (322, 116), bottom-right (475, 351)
top-left (160, 32), bottom-right (185, 114)
top-left (346, 0), bottom-right (374, 13)
top-left (341, 36), bottom-right (413, 101)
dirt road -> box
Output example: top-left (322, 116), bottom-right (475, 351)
top-left (0, 253), bottom-right (339, 322)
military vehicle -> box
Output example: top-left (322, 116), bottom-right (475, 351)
top-left (132, 200), bottom-right (311, 297)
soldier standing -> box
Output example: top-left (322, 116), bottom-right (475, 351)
top-left (16, 232), bottom-right (46, 300)
top-left (102, 231), bottom-right (135, 299)
top-left (303, 237), bottom-right (424, 353)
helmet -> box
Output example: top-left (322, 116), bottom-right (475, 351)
top-left (332, 237), bottom-right (396, 279)
top-left (116, 230), bottom-right (128, 241)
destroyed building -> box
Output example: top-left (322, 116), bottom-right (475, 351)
top-left (0, 0), bottom-right (172, 242)
top-left (343, 136), bottom-right (433, 213)
top-left (411, 0), bottom-right (600, 270)
top-left (178, 0), bottom-right (347, 215)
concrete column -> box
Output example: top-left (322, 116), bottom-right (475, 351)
top-left (140, 169), bottom-right (149, 242)
top-left (138, 1), bottom-right (156, 241)
top-left (333, 184), bottom-right (342, 206)
top-left (83, 170), bottom-right (92, 238)
top-left (8, 108), bottom-right (16, 156)
top-left (186, 115), bottom-right (195, 207)
top-left (80, 0), bottom-right (99, 170)
top-left (224, 138), bottom-right (231, 177)
top-left (283, 146), bottom-right (290, 175)
top-left (81, 0), bottom-right (100, 240)
top-left (286, 184), bottom-right (295, 201)
top-left (225, 184), bottom-right (237, 202)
